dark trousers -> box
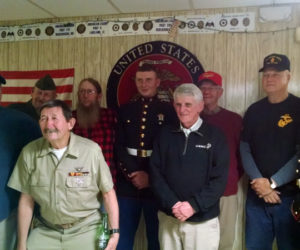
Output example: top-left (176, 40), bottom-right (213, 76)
top-left (117, 196), bottom-right (160, 250)
top-left (246, 189), bottom-right (300, 250)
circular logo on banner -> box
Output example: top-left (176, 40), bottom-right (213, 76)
top-left (112, 24), bottom-right (120, 31)
top-left (230, 18), bottom-right (239, 26)
top-left (122, 23), bottom-right (129, 31)
top-left (143, 21), bottom-right (153, 31)
top-left (77, 24), bottom-right (86, 34)
top-left (25, 29), bottom-right (32, 36)
top-left (35, 28), bottom-right (41, 36)
top-left (179, 21), bottom-right (186, 29)
top-left (17, 29), bottom-right (24, 36)
top-left (243, 17), bottom-right (250, 27)
top-left (45, 26), bottom-right (54, 36)
top-left (197, 21), bottom-right (204, 29)
top-left (219, 19), bottom-right (228, 27)
top-left (107, 41), bottom-right (204, 109)
top-left (132, 22), bottom-right (139, 31)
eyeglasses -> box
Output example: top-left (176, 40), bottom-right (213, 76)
top-left (79, 89), bottom-right (97, 95)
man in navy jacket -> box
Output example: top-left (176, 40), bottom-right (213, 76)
top-left (150, 83), bottom-right (229, 250)
top-left (0, 74), bottom-right (41, 250)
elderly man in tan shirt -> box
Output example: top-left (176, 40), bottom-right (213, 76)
top-left (8, 99), bottom-right (119, 250)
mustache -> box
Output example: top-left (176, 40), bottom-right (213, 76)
top-left (43, 128), bottom-right (59, 134)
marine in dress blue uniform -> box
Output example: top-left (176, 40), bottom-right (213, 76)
top-left (115, 64), bottom-right (178, 250)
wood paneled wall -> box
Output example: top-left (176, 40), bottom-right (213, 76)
top-left (1, 5), bottom-right (300, 250)
top-left (1, 5), bottom-right (300, 113)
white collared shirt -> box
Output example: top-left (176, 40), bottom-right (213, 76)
top-left (181, 117), bottom-right (202, 137)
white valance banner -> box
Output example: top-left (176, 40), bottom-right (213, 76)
top-left (0, 12), bottom-right (255, 43)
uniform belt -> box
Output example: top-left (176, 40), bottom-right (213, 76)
top-left (58, 222), bottom-right (78, 229)
top-left (127, 147), bottom-right (152, 157)
top-left (36, 211), bottom-right (101, 231)
top-left (54, 217), bottom-right (86, 229)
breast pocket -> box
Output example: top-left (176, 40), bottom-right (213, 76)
top-left (65, 176), bottom-right (95, 209)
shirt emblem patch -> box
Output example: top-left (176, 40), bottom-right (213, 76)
top-left (278, 114), bottom-right (293, 128)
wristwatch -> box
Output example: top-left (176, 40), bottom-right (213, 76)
top-left (109, 228), bottom-right (120, 234)
top-left (269, 178), bottom-right (277, 189)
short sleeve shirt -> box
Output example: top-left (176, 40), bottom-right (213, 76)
top-left (8, 133), bottom-right (113, 225)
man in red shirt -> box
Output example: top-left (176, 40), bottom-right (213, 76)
top-left (72, 78), bottom-right (117, 183)
top-left (198, 71), bottom-right (243, 250)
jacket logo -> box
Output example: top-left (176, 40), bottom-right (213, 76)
top-left (195, 143), bottom-right (211, 149)
top-left (158, 113), bottom-right (165, 125)
top-left (278, 114), bottom-right (293, 128)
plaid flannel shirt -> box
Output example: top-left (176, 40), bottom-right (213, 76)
top-left (72, 108), bottom-right (117, 183)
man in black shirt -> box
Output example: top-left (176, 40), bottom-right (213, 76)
top-left (240, 53), bottom-right (300, 250)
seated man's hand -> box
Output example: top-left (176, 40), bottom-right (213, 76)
top-left (129, 171), bottom-right (149, 189)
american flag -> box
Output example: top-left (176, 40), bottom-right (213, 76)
top-left (0, 68), bottom-right (74, 107)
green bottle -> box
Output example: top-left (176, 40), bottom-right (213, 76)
top-left (97, 213), bottom-right (109, 250)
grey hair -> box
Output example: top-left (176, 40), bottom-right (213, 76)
top-left (173, 83), bottom-right (203, 102)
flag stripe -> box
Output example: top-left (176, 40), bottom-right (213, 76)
top-left (1, 100), bottom-right (72, 107)
top-left (2, 93), bottom-right (72, 102)
top-left (1, 77), bottom-right (74, 87)
top-left (2, 85), bottom-right (73, 94)
top-left (2, 87), bottom-right (32, 95)
top-left (0, 68), bottom-right (74, 107)
top-left (0, 68), bottom-right (74, 79)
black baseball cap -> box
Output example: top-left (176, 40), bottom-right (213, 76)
top-left (259, 53), bottom-right (290, 72)
top-left (0, 74), bottom-right (6, 85)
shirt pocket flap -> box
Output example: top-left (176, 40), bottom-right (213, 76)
top-left (66, 176), bottom-right (91, 188)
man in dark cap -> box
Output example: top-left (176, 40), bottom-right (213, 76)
top-left (240, 53), bottom-right (300, 250)
top-left (8, 74), bottom-right (57, 120)
top-left (0, 74), bottom-right (41, 250)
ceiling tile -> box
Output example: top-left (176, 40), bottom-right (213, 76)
top-left (112, 0), bottom-right (192, 13)
top-left (192, 0), bottom-right (273, 9)
top-left (31, 0), bottom-right (119, 18)
top-left (0, 0), bottom-right (53, 21)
